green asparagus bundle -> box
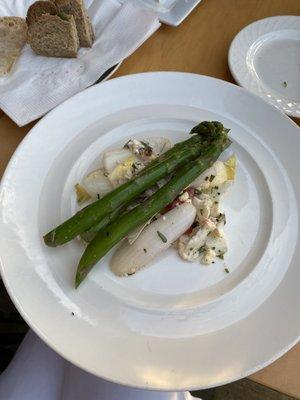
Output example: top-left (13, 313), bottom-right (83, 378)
top-left (80, 206), bottom-right (123, 243)
top-left (76, 134), bottom-right (231, 287)
top-left (44, 121), bottom-right (225, 247)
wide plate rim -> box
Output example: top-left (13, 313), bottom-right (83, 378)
top-left (228, 15), bottom-right (300, 118)
top-left (0, 72), bottom-right (299, 391)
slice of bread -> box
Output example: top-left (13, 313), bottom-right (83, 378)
top-left (0, 17), bottom-right (27, 76)
top-left (26, 1), bottom-right (58, 25)
top-left (28, 14), bottom-right (79, 58)
top-left (55, 0), bottom-right (94, 48)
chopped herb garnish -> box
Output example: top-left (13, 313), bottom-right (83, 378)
top-left (140, 140), bottom-right (153, 155)
top-left (214, 201), bottom-right (218, 205)
top-left (140, 140), bottom-right (152, 150)
top-left (217, 212), bottom-right (226, 223)
top-left (214, 186), bottom-right (219, 190)
top-left (217, 253), bottom-right (224, 260)
top-left (283, 81), bottom-right (287, 87)
top-left (143, 248), bottom-right (147, 253)
top-left (97, 194), bottom-right (100, 199)
top-left (157, 230), bottom-right (167, 243)
top-left (123, 140), bottom-right (131, 149)
top-left (209, 174), bottom-right (215, 182)
top-left (205, 176), bottom-right (209, 181)
top-left (224, 267), bottom-right (230, 274)
top-left (200, 209), bottom-right (203, 215)
top-left (103, 172), bottom-right (109, 177)
top-left (194, 189), bottom-right (202, 195)
top-left (198, 245), bottom-right (206, 253)
top-left (212, 246), bottom-right (215, 250)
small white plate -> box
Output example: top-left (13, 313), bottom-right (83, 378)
top-left (229, 16), bottom-right (300, 118)
top-left (0, 72), bottom-right (300, 391)
top-left (158, 0), bottom-right (202, 27)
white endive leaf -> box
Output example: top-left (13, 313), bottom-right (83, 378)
top-left (103, 148), bottom-right (134, 174)
top-left (83, 169), bottom-right (112, 199)
top-left (146, 137), bottom-right (172, 155)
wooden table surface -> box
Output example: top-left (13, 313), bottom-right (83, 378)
top-left (0, 0), bottom-right (299, 397)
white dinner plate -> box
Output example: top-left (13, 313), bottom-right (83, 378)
top-left (0, 72), bottom-right (300, 390)
top-left (228, 16), bottom-right (300, 118)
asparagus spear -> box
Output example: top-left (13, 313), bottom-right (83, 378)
top-left (80, 206), bottom-right (123, 243)
top-left (44, 122), bottom-right (226, 247)
top-left (80, 122), bottom-right (227, 242)
top-left (76, 136), bottom-right (231, 287)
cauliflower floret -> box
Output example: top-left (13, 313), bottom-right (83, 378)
top-left (178, 219), bottom-right (216, 262)
top-left (178, 191), bottom-right (190, 203)
top-left (193, 194), bottom-right (213, 220)
top-left (178, 234), bottom-right (196, 261)
top-left (201, 248), bottom-right (216, 264)
top-left (210, 200), bottom-right (221, 218)
top-left (176, 155), bottom-right (236, 266)
top-left (205, 228), bottom-right (228, 260)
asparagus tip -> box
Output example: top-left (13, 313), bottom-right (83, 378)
top-left (75, 262), bottom-right (95, 288)
top-left (43, 231), bottom-right (57, 247)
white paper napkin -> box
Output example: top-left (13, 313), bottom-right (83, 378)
top-left (0, 0), bottom-right (160, 126)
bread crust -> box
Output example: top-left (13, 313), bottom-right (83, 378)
top-left (0, 17), bottom-right (27, 75)
top-left (55, 0), bottom-right (94, 47)
top-left (26, 1), bottom-right (58, 26)
top-left (28, 14), bottom-right (79, 58)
